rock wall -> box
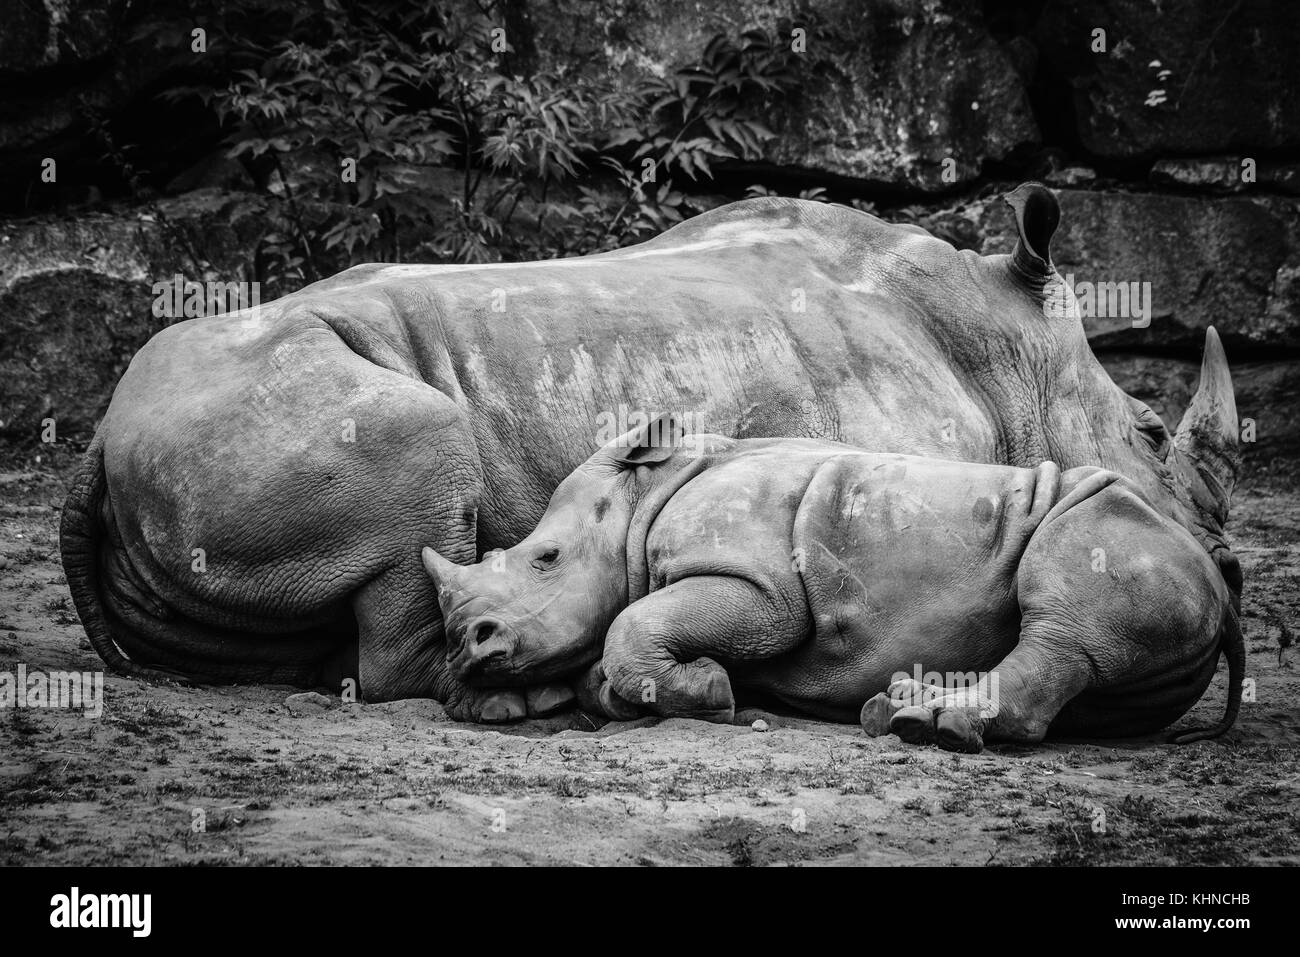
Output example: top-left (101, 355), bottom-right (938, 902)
top-left (959, 189), bottom-right (1300, 355)
top-left (0, 191), bottom-right (266, 437)
top-left (1034, 0), bottom-right (1300, 160)
top-left (1, 0), bottom-right (1297, 475)
top-left (528, 0), bottom-right (1041, 192)
top-left (0, 0), bottom-right (228, 211)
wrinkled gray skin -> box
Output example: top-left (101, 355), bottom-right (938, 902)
top-left (424, 400), bottom-right (1243, 751)
top-left (60, 184), bottom-right (1241, 723)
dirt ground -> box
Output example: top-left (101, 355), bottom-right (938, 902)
top-left (2, 442), bottom-right (1297, 866)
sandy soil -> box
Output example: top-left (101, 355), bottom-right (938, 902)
top-left (2, 442), bottom-right (1297, 866)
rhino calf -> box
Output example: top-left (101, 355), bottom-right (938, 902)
top-left (423, 414), bottom-right (1243, 753)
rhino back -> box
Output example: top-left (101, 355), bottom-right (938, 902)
top-left (769, 453), bottom-right (1034, 716)
top-left (642, 444), bottom-right (834, 642)
top-left (298, 198), bottom-right (1002, 540)
top-left (411, 198), bottom-right (991, 461)
top-left (101, 196), bottom-right (1005, 564)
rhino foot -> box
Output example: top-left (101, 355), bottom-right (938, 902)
top-left (597, 682), bottom-right (643, 721)
top-left (575, 661), bottom-right (640, 721)
top-left (525, 683), bottom-right (576, 717)
top-left (861, 679), bottom-right (933, 737)
top-left (575, 661), bottom-right (609, 715)
top-left (448, 686), bottom-right (575, 724)
top-left (669, 656), bottom-right (735, 724)
top-left (862, 678), bottom-right (986, 752)
top-left (474, 689), bottom-right (528, 723)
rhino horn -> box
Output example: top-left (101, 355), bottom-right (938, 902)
top-left (421, 546), bottom-right (466, 599)
top-left (1005, 182), bottom-right (1060, 286)
top-left (1173, 326), bottom-right (1241, 526)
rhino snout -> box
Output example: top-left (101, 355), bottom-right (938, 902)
top-left (449, 615), bottom-right (519, 681)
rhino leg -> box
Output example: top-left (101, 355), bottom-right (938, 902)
top-left (353, 560), bottom-right (539, 723)
top-left (352, 566), bottom-right (444, 703)
top-left (873, 470), bottom-right (1232, 752)
top-left (600, 575), bottom-right (806, 723)
top-left (338, 381), bottom-right (574, 723)
top-left (882, 643), bottom-right (1093, 752)
top-left (1007, 473), bottom-right (1235, 741)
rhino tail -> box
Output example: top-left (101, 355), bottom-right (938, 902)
top-left (1169, 604), bottom-right (1245, 745)
top-left (59, 438), bottom-right (195, 685)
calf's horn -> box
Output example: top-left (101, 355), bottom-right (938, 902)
top-left (1173, 326), bottom-right (1240, 527)
top-left (421, 546), bottom-right (466, 595)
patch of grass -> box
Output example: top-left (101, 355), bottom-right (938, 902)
top-left (694, 815), bottom-right (856, 867)
top-left (8, 707), bottom-right (41, 740)
top-left (901, 795), bottom-right (930, 814)
top-left (940, 786), bottom-right (976, 815)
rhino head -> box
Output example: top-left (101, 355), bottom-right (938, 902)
top-left (955, 183), bottom-right (1242, 597)
top-left (422, 414), bottom-right (700, 686)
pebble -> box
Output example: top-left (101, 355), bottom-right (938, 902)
top-left (284, 691), bottom-right (336, 715)
top-left (751, 719), bottom-right (769, 733)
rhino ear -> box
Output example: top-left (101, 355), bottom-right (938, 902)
top-left (610, 411), bottom-right (685, 468)
top-left (1005, 182), bottom-right (1059, 283)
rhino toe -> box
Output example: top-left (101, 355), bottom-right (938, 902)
top-left (860, 692), bottom-right (898, 736)
top-left (597, 682), bottom-right (643, 721)
top-left (935, 709), bottom-right (984, 753)
top-left (890, 705), bottom-right (938, 745)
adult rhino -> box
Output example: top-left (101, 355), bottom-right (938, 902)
top-left (60, 184), bottom-right (1242, 722)
top-left (420, 415), bottom-right (1242, 750)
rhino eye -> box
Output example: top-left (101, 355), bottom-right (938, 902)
top-left (532, 546), bottom-right (560, 570)
top-left (1134, 408), bottom-right (1170, 460)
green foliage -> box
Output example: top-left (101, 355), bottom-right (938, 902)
top-left (166, 1), bottom-right (805, 285)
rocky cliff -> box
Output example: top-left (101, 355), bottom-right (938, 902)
top-left (1, 0), bottom-right (1297, 476)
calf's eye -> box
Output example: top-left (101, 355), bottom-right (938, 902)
top-left (533, 546), bottom-right (560, 570)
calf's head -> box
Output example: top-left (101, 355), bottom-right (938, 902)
top-left (422, 413), bottom-right (699, 685)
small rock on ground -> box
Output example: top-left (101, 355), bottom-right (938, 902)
top-left (284, 691), bottom-right (337, 715)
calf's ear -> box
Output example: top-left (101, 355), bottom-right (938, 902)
top-left (610, 411), bottom-right (686, 467)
